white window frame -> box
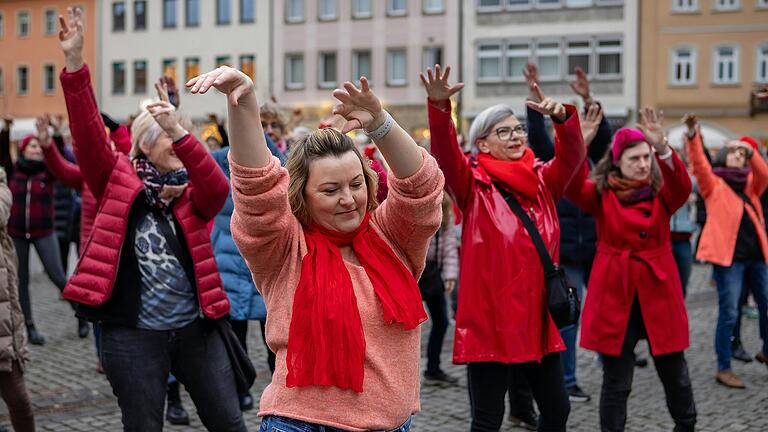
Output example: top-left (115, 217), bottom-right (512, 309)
top-left (319, 0), bottom-right (338, 20)
top-left (17, 10), bottom-right (31, 37)
top-left (535, 0), bottom-right (562, 9)
top-left (42, 63), bottom-right (56, 94)
top-left (352, 0), bottom-right (373, 18)
top-left (17, 65), bottom-right (29, 96)
top-left (285, 53), bottom-right (305, 90)
top-left (318, 52), bottom-right (337, 88)
top-left (534, 40), bottom-right (562, 82)
top-left (387, 0), bottom-right (408, 16)
top-left (352, 50), bottom-right (372, 84)
top-left (758, 0), bottom-right (768, 9)
top-left (565, 0), bottom-right (592, 7)
top-left (669, 46), bottom-right (697, 86)
top-left (286, 0), bottom-right (305, 23)
top-left (565, 38), bottom-right (592, 77)
top-left (712, 45), bottom-right (739, 85)
top-left (44, 9), bottom-right (57, 35)
top-left (756, 44), bottom-right (768, 83)
top-left (423, 0), bottom-right (445, 13)
top-left (477, 42), bottom-right (503, 82)
top-left (595, 0), bottom-right (623, 5)
top-left (386, 48), bottom-right (408, 86)
top-left (505, 42), bottom-right (531, 82)
top-left (477, 0), bottom-right (503, 12)
top-left (672, 0), bottom-right (698, 12)
top-left (713, 0), bottom-right (739, 11)
top-left (507, 0), bottom-right (533, 10)
top-left (595, 37), bottom-right (623, 79)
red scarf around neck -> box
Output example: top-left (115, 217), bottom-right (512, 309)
top-left (286, 213), bottom-right (427, 392)
top-left (476, 149), bottom-right (539, 206)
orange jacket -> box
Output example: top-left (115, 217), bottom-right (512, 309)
top-left (686, 133), bottom-right (768, 266)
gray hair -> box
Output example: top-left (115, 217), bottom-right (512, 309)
top-left (468, 104), bottom-right (516, 151)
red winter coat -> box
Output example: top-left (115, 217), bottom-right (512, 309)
top-left (59, 64), bottom-right (230, 320)
top-left (566, 152), bottom-right (692, 356)
top-left (428, 100), bottom-right (586, 364)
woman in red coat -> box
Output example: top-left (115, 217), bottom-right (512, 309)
top-left (423, 65), bottom-right (585, 432)
top-left (567, 108), bottom-right (696, 432)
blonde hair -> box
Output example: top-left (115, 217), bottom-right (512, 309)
top-left (286, 128), bottom-right (379, 227)
top-left (259, 101), bottom-right (288, 130)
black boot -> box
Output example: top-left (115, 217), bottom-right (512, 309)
top-left (26, 324), bottom-right (45, 346)
top-left (78, 318), bottom-right (90, 338)
top-left (166, 381), bottom-right (190, 426)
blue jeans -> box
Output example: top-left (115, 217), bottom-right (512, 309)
top-left (423, 290), bottom-right (449, 374)
top-left (259, 415), bottom-right (411, 432)
top-left (712, 261), bottom-right (768, 371)
top-left (559, 262), bottom-right (588, 388)
top-left (671, 239), bottom-right (693, 298)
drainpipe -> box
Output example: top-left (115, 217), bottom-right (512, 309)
top-left (457, 0), bottom-right (464, 135)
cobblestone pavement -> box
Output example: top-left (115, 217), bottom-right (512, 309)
top-left (1, 259), bottom-right (766, 431)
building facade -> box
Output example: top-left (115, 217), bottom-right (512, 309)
top-left (640, 0), bottom-right (768, 146)
top-left (461, 0), bottom-right (638, 131)
top-left (272, 0), bottom-right (459, 135)
top-left (97, 0), bottom-right (271, 121)
top-left (0, 0), bottom-right (97, 124)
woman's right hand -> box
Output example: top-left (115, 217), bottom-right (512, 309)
top-left (419, 65), bottom-right (464, 111)
top-left (682, 113), bottom-right (698, 138)
top-left (186, 66), bottom-right (254, 107)
top-left (58, 7), bottom-right (85, 72)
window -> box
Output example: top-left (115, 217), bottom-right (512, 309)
top-left (216, 0), bottom-right (231, 24)
top-left (319, 0), bottom-right (338, 20)
top-left (285, 54), bottom-right (305, 89)
top-left (387, 49), bottom-right (407, 85)
top-left (477, 43), bottom-right (502, 81)
top-left (566, 39), bottom-right (591, 75)
top-left (112, 62), bottom-right (126, 94)
top-left (478, 0), bottom-right (503, 11)
top-left (43, 64), bottom-right (56, 94)
top-left (596, 38), bottom-right (622, 77)
top-left (185, 58), bottom-right (200, 83)
top-left (714, 0), bottom-right (739, 10)
top-left (240, 0), bottom-right (256, 23)
top-left (113, 2), bottom-right (126, 31)
top-left (0, 14), bottom-right (4, 38)
top-left (387, 0), bottom-right (408, 16)
top-left (756, 45), bottom-right (768, 83)
top-left (422, 47), bottom-right (443, 71)
top-left (423, 0), bottom-right (445, 13)
top-left (506, 43), bottom-right (530, 81)
top-left (536, 41), bottom-right (561, 80)
top-left (44, 9), bottom-right (57, 35)
top-left (565, 0), bottom-right (592, 7)
top-left (672, 0), bottom-right (698, 12)
top-left (134, 1), bottom-right (147, 30)
top-left (133, 60), bottom-right (147, 93)
top-left (17, 11), bottom-right (30, 37)
top-left (536, 0), bottom-right (561, 8)
top-left (758, 0), bottom-right (768, 8)
top-left (0, 68), bottom-right (3, 95)
top-left (163, 0), bottom-right (177, 28)
top-left (319, 52), bottom-right (337, 88)
top-left (240, 55), bottom-right (256, 81)
top-left (507, 0), bottom-right (532, 9)
top-left (216, 55), bottom-right (232, 67)
top-left (286, 0), bottom-right (305, 22)
top-left (670, 47), bottom-right (696, 85)
top-left (713, 45), bottom-right (739, 84)
top-left (186, 0), bottom-right (200, 26)
top-left (17, 66), bottom-right (29, 95)
top-left (352, 0), bottom-right (373, 17)
top-left (162, 58), bottom-right (177, 82)
top-left (352, 51), bottom-right (372, 83)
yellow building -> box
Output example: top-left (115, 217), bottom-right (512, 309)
top-left (640, 0), bottom-right (768, 145)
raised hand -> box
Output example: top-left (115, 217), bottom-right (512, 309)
top-left (523, 63), bottom-right (540, 102)
top-left (35, 116), bottom-right (52, 148)
top-left (682, 113), bottom-right (698, 137)
top-left (58, 7), bottom-right (85, 72)
top-left (581, 104), bottom-right (603, 146)
top-left (419, 64), bottom-right (464, 110)
top-left (569, 67), bottom-right (592, 104)
top-left (636, 107), bottom-right (667, 152)
top-left (146, 101), bottom-right (186, 141)
top-left (161, 76), bottom-right (181, 108)
top-left (332, 77), bottom-right (385, 134)
top-left (155, 78), bottom-right (170, 103)
top-left (526, 83), bottom-right (566, 122)
top-left (186, 66), bottom-right (254, 107)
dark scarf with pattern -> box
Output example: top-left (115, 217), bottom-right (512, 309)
top-left (607, 172), bottom-right (654, 205)
top-left (132, 156), bottom-right (188, 210)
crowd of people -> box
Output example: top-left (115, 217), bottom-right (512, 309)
top-left (0, 6), bottom-right (766, 432)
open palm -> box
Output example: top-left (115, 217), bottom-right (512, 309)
top-left (636, 107), bottom-right (665, 149)
top-left (419, 65), bottom-right (464, 103)
top-left (332, 78), bottom-right (383, 133)
top-left (58, 8), bottom-right (84, 58)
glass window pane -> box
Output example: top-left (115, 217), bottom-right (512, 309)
top-left (353, 0), bottom-right (373, 16)
top-left (113, 62), bottom-right (125, 94)
top-left (217, 0), bottom-right (231, 24)
top-left (538, 55), bottom-right (559, 77)
top-left (113, 3), bottom-right (125, 31)
top-left (240, 0), bottom-right (255, 22)
top-left (240, 55), bottom-right (256, 80)
top-left (134, 1), bottom-right (147, 30)
top-left (186, 0), bottom-right (200, 26)
top-left (598, 53), bottom-right (621, 75)
top-left (164, 0), bottom-right (177, 27)
top-left (134, 60), bottom-right (147, 93)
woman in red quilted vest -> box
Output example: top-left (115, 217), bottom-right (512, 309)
top-left (56, 9), bottom-right (244, 432)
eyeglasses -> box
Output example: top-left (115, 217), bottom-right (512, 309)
top-left (261, 121), bottom-right (283, 130)
top-left (493, 125), bottom-right (527, 141)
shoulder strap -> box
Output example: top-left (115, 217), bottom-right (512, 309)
top-left (495, 184), bottom-right (556, 274)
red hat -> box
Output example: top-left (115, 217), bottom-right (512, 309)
top-left (19, 134), bottom-right (37, 155)
top-left (612, 128), bottom-right (647, 162)
top-left (739, 135), bottom-right (760, 151)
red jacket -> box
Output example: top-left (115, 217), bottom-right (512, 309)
top-left (59, 64), bottom-right (230, 320)
top-left (566, 152), bottom-right (692, 356)
top-left (428, 100), bottom-right (586, 364)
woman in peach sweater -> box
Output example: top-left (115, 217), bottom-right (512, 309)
top-left (187, 67), bottom-right (444, 431)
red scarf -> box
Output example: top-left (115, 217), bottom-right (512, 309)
top-left (476, 149), bottom-right (539, 206)
top-left (286, 213), bottom-right (427, 392)
top-left (607, 173), bottom-right (654, 205)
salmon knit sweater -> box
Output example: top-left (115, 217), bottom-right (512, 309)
top-left (229, 148), bottom-right (444, 431)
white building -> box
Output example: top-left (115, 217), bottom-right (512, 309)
top-left (461, 0), bottom-right (638, 126)
top-left (97, 0), bottom-right (271, 121)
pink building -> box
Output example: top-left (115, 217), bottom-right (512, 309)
top-left (272, 0), bottom-right (458, 134)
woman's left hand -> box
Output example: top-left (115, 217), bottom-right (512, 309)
top-left (332, 78), bottom-right (385, 134)
top-left (637, 106), bottom-right (667, 153)
top-left (146, 101), bottom-right (187, 141)
top-left (526, 83), bottom-right (566, 122)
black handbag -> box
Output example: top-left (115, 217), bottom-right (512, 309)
top-left (418, 231), bottom-right (445, 299)
top-left (496, 186), bottom-right (581, 329)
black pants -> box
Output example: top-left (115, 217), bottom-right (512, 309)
top-left (467, 353), bottom-right (570, 432)
top-left (230, 319), bottom-right (275, 375)
top-left (423, 290), bottom-right (449, 374)
top-left (100, 320), bottom-right (246, 432)
top-left (507, 367), bottom-right (535, 419)
top-left (600, 300), bottom-right (696, 432)
top-left (12, 234), bottom-right (71, 326)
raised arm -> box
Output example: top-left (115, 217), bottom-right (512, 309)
top-left (523, 64), bottom-right (555, 162)
top-left (36, 115), bottom-right (83, 190)
top-left (658, 150), bottom-right (693, 214)
top-left (564, 161), bottom-right (601, 215)
top-left (683, 114), bottom-right (718, 199)
top-left (420, 65), bottom-right (474, 210)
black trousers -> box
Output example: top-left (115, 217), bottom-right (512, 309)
top-left (423, 290), bottom-right (449, 374)
top-left (230, 319), bottom-right (276, 375)
top-left (467, 353), bottom-right (570, 432)
top-left (600, 300), bottom-right (696, 432)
